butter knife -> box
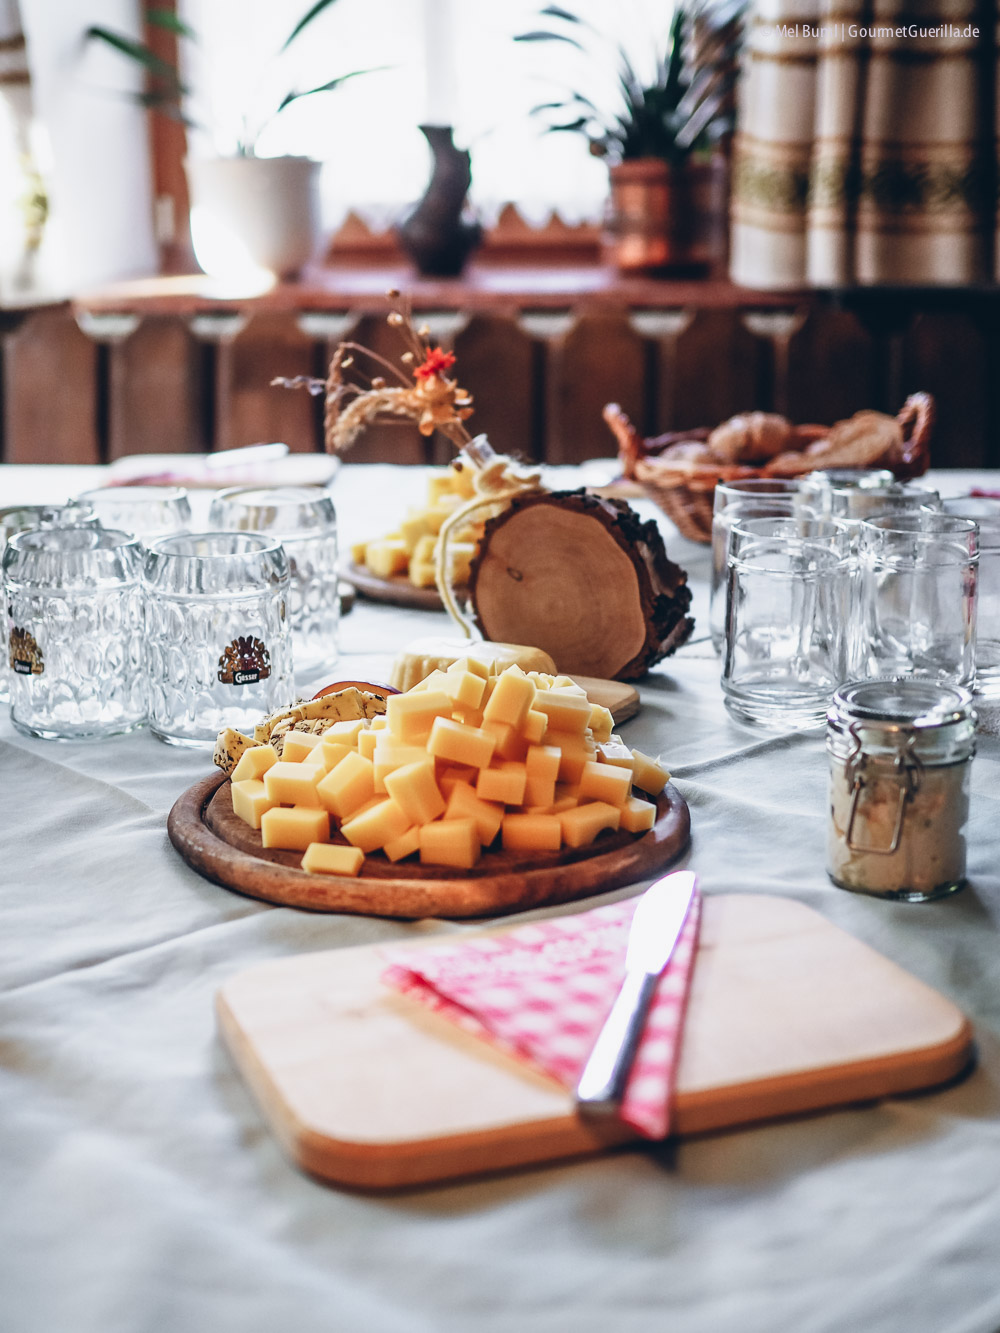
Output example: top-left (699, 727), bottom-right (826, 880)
top-left (575, 869), bottom-right (698, 1120)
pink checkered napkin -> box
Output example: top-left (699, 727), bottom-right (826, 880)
top-left (381, 887), bottom-right (701, 1140)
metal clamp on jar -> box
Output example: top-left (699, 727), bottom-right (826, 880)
top-left (826, 679), bottom-right (976, 902)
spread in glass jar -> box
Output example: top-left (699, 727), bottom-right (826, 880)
top-left (826, 679), bottom-right (976, 901)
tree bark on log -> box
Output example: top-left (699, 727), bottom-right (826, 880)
top-left (467, 490), bottom-right (694, 680)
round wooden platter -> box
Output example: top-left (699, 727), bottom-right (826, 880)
top-left (343, 561), bottom-right (471, 613)
top-left (168, 773), bottom-right (690, 920)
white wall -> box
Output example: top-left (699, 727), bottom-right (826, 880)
top-left (19, 0), bottom-right (157, 295)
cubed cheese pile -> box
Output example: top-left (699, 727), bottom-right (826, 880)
top-left (349, 468), bottom-right (482, 588)
top-left (229, 662), bottom-right (669, 876)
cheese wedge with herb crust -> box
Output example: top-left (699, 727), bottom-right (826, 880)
top-left (213, 687), bottom-right (389, 775)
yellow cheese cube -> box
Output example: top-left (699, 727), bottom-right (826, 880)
top-left (549, 794), bottom-right (580, 814)
top-left (409, 560), bottom-right (437, 588)
top-left (350, 539), bottom-right (368, 565)
top-left (419, 818), bottom-right (481, 870)
top-left (438, 764), bottom-right (479, 797)
top-left (301, 842), bottom-right (365, 876)
top-left (578, 760), bottom-right (633, 808)
top-left (534, 689), bottom-right (592, 735)
top-left (383, 825), bottom-right (421, 862)
top-left (597, 737), bottom-right (635, 770)
top-left (588, 704), bottom-right (615, 743)
top-left (341, 797), bottom-right (412, 853)
top-left (373, 739), bottom-right (429, 793)
top-left (558, 801), bottom-right (621, 848)
top-left (370, 715), bottom-right (389, 731)
top-left (502, 813), bottom-right (562, 853)
top-left (527, 671), bottom-right (555, 690)
top-left (365, 538), bottom-right (409, 578)
top-left (631, 749), bottom-right (670, 795)
top-left (619, 795), bottom-right (657, 834)
top-left (315, 751), bottom-right (375, 819)
top-left (263, 760), bottom-right (324, 807)
top-left (261, 805), bottom-right (330, 851)
top-left (386, 689), bottom-right (453, 743)
top-left (319, 740), bottom-right (353, 771)
top-left (552, 675), bottom-right (586, 693)
top-left (408, 669), bottom-right (449, 693)
top-left (230, 778), bottom-right (275, 829)
top-left (483, 668), bottom-right (536, 730)
top-left (230, 743), bottom-right (279, 785)
top-left (522, 709), bottom-right (547, 744)
top-left (524, 744), bottom-right (560, 808)
top-left (384, 759), bottom-right (446, 825)
top-left (545, 729), bottom-right (597, 783)
top-left (282, 730), bottom-right (326, 763)
top-left (400, 512), bottom-right (434, 555)
top-left (443, 666), bottom-right (486, 711)
top-left (426, 473), bottom-right (456, 505)
top-left (412, 533), bottom-right (438, 564)
top-left (444, 780), bottom-right (504, 846)
top-left (357, 728), bottom-right (378, 760)
top-left (476, 761), bottom-right (527, 806)
top-left (481, 718), bottom-right (528, 762)
top-left (325, 718), bottom-right (366, 746)
top-left (450, 704), bottom-right (485, 728)
top-left (427, 716), bottom-right (496, 769)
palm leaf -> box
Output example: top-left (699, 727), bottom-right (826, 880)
top-left (513, 30), bottom-right (586, 50)
top-left (84, 26), bottom-right (182, 87)
top-left (144, 8), bottom-right (197, 40)
top-left (280, 0), bottom-right (344, 52)
top-left (275, 65), bottom-right (389, 114)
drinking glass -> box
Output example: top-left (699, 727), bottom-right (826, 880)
top-left (208, 486), bottom-right (338, 679)
top-left (142, 532), bottom-right (294, 746)
top-left (941, 497), bottom-right (1000, 696)
top-left (825, 482), bottom-right (940, 524)
top-left (858, 513), bottom-right (978, 687)
top-left (3, 527), bottom-right (145, 739)
top-left (0, 503), bottom-right (99, 703)
top-left (797, 469), bottom-right (895, 514)
top-left (710, 478), bottom-right (812, 652)
top-left (722, 516), bottom-right (853, 728)
top-left (76, 486), bottom-right (192, 541)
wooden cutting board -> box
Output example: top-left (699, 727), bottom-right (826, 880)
top-left (217, 894), bottom-right (973, 1191)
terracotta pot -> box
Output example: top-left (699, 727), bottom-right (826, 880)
top-left (604, 156), bottom-right (728, 274)
top-left (186, 156), bottom-right (321, 279)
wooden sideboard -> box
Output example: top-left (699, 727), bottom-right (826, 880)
top-left (2, 266), bottom-right (998, 468)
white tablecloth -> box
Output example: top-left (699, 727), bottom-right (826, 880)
top-left (2, 464), bottom-right (1000, 1333)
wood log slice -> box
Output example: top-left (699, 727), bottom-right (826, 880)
top-left (467, 490), bottom-right (694, 680)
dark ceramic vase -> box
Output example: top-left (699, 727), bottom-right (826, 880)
top-left (397, 125), bottom-right (482, 277)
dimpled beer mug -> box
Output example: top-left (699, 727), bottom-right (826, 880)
top-left (142, 532), bottom-right (294, 745)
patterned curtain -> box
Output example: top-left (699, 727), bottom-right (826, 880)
top-left (730, 0), bottom-right (996, 286)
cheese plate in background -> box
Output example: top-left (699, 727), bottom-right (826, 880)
top-left (216, 894), bottom-right (974, 1191)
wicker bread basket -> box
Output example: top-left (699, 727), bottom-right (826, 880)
top-left (603, 394), bottom-right (935, 544)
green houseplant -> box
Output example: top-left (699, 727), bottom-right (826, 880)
top-left (86, 0), bottom-right (384, 276)
top-left (515, 1), bottom-right (745, 272)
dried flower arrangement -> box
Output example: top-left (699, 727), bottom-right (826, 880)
top-left (274, 291), bottom-right (541, 630)
top-left (274, 290), bottom-right (475, 456)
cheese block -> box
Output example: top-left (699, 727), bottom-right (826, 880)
top-left (389, 637), bottom-right (558, 692)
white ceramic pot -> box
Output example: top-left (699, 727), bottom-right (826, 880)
top-left (186, 156), bottom-right (321, 279)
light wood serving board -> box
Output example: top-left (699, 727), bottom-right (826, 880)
top-left (168, 778), bottom-right (689, 918)
top-left (217, 894), bottom-right (973, 1191)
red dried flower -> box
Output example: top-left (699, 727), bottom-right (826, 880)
top-left (414, 346), bottom-right (456, 381)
